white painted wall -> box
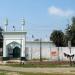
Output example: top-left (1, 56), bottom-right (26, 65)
top-left (26, 41), bottom-right (55, 60)
top-left (26, 41), bottom-right (75, 61)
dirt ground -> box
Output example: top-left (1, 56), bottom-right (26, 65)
top-left (0, 66), bottom-right (75, 74)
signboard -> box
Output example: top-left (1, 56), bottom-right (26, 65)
top-left (50, 49), bottom-right (58, 60)
top-left (51, 50), bottom-right (58, 56)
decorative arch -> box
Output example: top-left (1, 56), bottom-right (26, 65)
top-left (6, 41), bottom-right (21, 58)
top-left (6, 41), bottom-right (21, 48)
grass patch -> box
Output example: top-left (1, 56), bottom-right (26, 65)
top-left (5, 63), bottom-right (61, 68)
top-left (20, 72), bottom-right (75, 75)
top-left (0, 73), bottom-right (5, 75)
top-left (3, 61), bottom-right (71, 68)
top-left (0, 70), bottom-right (75, 75)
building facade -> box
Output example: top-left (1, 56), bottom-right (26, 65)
top-left (2, 18), bottom-right (75, 62)
top-left (2, 18), bottom-right (56, 61)
top-left (3, 31), bottom-right (27, 60)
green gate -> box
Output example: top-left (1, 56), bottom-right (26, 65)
top-left (13, 46), bottom-right (21, 58)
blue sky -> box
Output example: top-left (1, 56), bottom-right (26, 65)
top-left (0, 0), bottom-right (75, 40)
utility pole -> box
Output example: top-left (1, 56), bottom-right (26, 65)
top-left (68, 41), bottom-right (72, 66)
top-left (40, 38), bottom-right (42, 62)
top-left (68, 23), bottom-right (72, 66)
top-left (31, 47), bottom-right (32, 60)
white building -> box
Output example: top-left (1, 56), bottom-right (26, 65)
top-left (2, 18), bottom-right (57, 61)
top-left (2, 19), bottom-right (75, 62)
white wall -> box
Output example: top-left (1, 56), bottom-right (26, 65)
top-left (26, 41), bottom-right (75, 61)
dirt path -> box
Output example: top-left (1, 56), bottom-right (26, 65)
top-left (0, 66), bottom-right (75, 74)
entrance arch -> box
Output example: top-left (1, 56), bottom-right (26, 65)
top-left (6, 41), bottom-right (21, 59)
top-left (3, 31), bottom-right (26, 61)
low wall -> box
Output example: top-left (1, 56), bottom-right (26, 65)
top-left (27, 47), bottom-right (75, 61)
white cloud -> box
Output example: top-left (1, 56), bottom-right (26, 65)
top-left (48, 6), bottom-right (74, 17)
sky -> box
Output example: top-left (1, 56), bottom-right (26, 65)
top-left (0, 0), bottom-right (75, 40)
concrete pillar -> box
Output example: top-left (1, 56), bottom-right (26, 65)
top-left (3, 39), bottom-right (8, 61)
top-left (4, 26), bottom-right (7, 32)
top-left (3, 39), bottom-right (6, 57)
top-left (21, 38), bottom-right (26, 61)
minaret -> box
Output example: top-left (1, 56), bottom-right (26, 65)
top-left (21, 17), bottom-right (25, 31)
top-left (4, 18), bottom-right (8, 32)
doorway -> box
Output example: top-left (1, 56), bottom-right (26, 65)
top-left (7, 41), bottom-right (21, 59)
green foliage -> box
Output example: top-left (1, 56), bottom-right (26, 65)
top-left (0, 27), bottom-right (3, 48)
top-left (66, 17), bottom-right (75, 46)
top-left (50, 16), bottom-right (75, 47)
top-left (50, 30), bottom-right (66, 47)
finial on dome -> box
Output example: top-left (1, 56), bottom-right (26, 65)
top-left (21, 17), bottom-right (25, 31)
top-left (4, 18), bottom-right (8, 31)
top-left (4, 18), bottom-right (8, 25)
top-left (21, 17), bottom-right (25, 25)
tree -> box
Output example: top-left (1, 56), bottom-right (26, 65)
top-left (64, 17), bottom-right (75, 66)
top-left (50, 30), bottom-right (65, 47)
top-left (0, 27), bottom-right (3, 48)
top-left (50, 30), bottom-right (66, 61)
top-left (66, 17), bottom-right (75, 46)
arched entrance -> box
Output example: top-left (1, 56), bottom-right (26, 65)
top-left (6, 41), bottom-right (21, 59)
top-left (13, 46), bottom-right (20, 58)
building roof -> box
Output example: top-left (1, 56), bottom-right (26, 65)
top-left (2, 31), bottom-right (27, 35)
